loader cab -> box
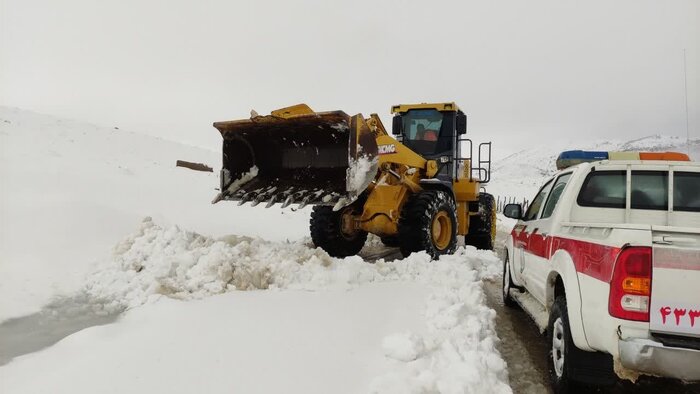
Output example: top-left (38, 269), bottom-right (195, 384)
top-left (391, 103), bottom-right (466, 181)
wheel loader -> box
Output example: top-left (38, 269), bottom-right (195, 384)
top-left (211, 102), bottom-right (495, 259)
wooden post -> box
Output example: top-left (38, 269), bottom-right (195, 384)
top-left (176, 160), bottom-right (214, 172)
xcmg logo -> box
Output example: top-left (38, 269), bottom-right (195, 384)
top-left (378, 144), bottom-right (397, 155)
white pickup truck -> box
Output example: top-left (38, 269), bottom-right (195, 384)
top-left (501, 151), bottom-right (700, 391)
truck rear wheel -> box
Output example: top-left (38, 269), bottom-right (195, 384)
top-left (465, 192), bottom-right (496, 250)
top-left (398, 190), bottom-right (457, 259)
top-left (310, 205), bottom-right (367, 257)
top-left (548, 296), bottom-right (575, 393)
top-left (547, 296), bottom-right (616, 392)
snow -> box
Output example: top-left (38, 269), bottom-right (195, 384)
top-left (335, 155), bottom-right (378, 210)
top-left (0, 108), bottom-right (511, 393)
top-left (224, 165), bottom-right (258, 194)
top-left (0, 285), bottom-right (431, 394)
top-left (346, 155), bottom-right (379, 193)
top-left (382, 332), bottom-right (425, 362)
top-left (2, 215), bottom-right (511, 393)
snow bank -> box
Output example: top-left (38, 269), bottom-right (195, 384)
top-left (85, 217), bottom-right (501, 308)
top-left (72, 218), bottom-right (510, 393)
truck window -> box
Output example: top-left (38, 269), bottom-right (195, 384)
top-left (523, 179), bottom-right (553, 221)
top-left (674, 172), bottom-right (700, 212)
top-left (577, 171), bottom-right (626, 208)
top-left (631, 171), bottom-right (668, 210)
top-left (541, 173), bottom-right (572, 219)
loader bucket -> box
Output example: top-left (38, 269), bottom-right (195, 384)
top-left (213, 105), bottom-right (378, 209)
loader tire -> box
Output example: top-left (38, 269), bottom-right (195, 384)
top-left (398, 190), bottom-right (457, 259)
top-left (310, 205), bottom-right (367, 258)
top-left (380, 235), bottom-right (400, 247)
top-left (465, 192), bottom-right (496, 250)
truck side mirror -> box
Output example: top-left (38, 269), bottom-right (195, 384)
top-left (392, 116), bottom-right (402, 135)
top-left (503, 203), bottom-right (523, 220)
top-left (456, 113), bottom-right (467, 135)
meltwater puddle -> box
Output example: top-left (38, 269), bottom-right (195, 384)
top-left (0, 294), bottom-right (122, 366)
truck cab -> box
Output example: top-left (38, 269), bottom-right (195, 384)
top-left (502, 150), bottom-right (700, 390)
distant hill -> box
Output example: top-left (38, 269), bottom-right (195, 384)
top-left (486, 135), bottom-right (700, 203)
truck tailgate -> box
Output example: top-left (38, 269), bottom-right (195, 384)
top-left (650, 227), bottom-right (700, 338)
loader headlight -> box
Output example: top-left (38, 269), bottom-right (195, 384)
top-left (439, 156), bottom-right (450, 164)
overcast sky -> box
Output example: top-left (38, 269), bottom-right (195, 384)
top-left (1, 0), bottom-right (698, 158)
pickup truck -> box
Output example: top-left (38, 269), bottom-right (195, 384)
top-left (501, 150), bottom-right (700, 391)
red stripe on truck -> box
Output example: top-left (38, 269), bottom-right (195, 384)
top-left (551, 237), bottom-right (621, 282)
top-left (510, 228), bottom-right (622, 282)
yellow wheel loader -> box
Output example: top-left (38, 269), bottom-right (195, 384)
top-left (212, 102), bottom-right (496, 259)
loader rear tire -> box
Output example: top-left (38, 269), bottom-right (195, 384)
top-left (310, 205), bottom-right (367, 258)
top-left (398, 190), bottom-right (457, 259)
top-left (465, 192), bottom-right (496, 250)
top-left (380, 235), bottom-right (400, 247)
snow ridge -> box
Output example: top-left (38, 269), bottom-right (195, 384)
top-left (81, 217), bottom-right (511, 393)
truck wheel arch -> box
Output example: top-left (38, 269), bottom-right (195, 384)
top-left (504, 235), bottom-right (524, 288)
top-left (547, 249), bottom-right (593, 351)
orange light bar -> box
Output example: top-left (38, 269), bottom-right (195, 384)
top-left (622, 277), bottom-right (651, 295)
top-left (639, 152), bottom-right (690, 161)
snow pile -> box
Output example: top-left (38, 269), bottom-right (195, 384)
top-left (370, 261), bottom-right (509, 394)
top-left (73, 217), bottom-right (510, 392)
top-left (85, 217), bottom-right (501, 310)
top-left (382, 332), bottom-right (426, 362)
top-left (347, 155), bottom-right (379, 193)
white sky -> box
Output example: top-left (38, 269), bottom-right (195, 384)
top-left (1, 0), bottom-right (698, 158)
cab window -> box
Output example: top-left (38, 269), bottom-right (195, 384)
top-left (401, 109), bottom-right (453, 155)
top-left (541, 173), bottom-right (572, 219)
top-left (523, 179), bottom-right (553, 221)
top-left (631, 171), bottom-right (667, 210)
top-left (577, 171), bottom-right (626, 208)
top-left (673, 172), bottom-right (700, 212)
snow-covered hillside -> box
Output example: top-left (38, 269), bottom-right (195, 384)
top-left (487, 135), bottom-right (700, 203)
top-left (0, 108), bottom-right (511, 393)
top-left (0, 107), bottom-right (315, 320)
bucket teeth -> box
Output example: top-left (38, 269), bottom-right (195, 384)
top-left (250, 194), bottom-right (265, 207)
top-left (298, 195), bottom-right (312, 210)
top-left (281, 195), bottom-right (294, 208)
top-left (237, 192), bottom-right (252, 206)
top-left (320, 193), bottom-right (337, 204)
top-left (265, 194), bottom-right (278, 208)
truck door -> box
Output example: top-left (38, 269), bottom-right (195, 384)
top-left (523, 173), bottom-right (572, 304)
top-left (513, 179), bottom-right (553, 290)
